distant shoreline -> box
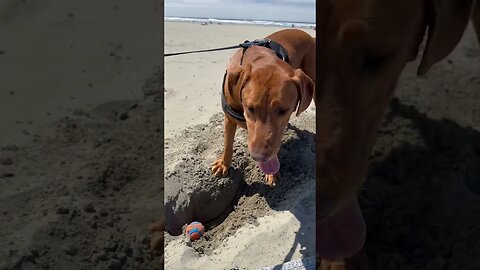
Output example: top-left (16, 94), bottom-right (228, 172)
top-left (164, 16), bottom-right (315, 29)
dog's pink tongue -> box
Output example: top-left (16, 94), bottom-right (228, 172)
top-left (317, 199), bottom-right (366, 261)
top-left (258, 155), bottom-right (280, 175)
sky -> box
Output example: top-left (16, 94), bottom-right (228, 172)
top-left (164, 0), bottom-right (315, 23)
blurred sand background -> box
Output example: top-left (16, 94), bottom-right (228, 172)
top-left (0, 0), bottom-right (162, 145)
top-left (0, 0), bottom-right (164, 269)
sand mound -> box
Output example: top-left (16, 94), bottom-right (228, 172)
top-left (164, 112), bottom-right (316, 269)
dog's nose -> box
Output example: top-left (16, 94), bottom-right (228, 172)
top-left (251, 152), bottom-right (269, 162)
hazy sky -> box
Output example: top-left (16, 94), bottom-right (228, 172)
top-left (165, 0), bottom-right (315, 23)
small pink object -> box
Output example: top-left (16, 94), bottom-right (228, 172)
top-left (258, 155), bottom-right (280, 175)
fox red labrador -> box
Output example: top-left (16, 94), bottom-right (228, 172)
top-left (211, 29), bottom-right (316, 186)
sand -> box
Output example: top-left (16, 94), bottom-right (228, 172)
top-left (0, 0), bottom-right (162, 146)
top-left (0, 0), bottom-right (164, 269)
top-left (163, 21), bottom-right (480, 270)
top-left (164, 113), bottom-right (316, 269)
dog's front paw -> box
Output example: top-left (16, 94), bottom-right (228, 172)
top-left (265, 173), bottom-right (279, 187)
top-left (211, 159), bottom-right (230, 177)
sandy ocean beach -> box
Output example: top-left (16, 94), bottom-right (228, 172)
top-left (164, 21), bottom-right (317, 269)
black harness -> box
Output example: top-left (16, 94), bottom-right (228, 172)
top-left (221, 38), bottom-right (289, 122)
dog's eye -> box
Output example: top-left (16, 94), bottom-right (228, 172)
top-left (277, 108), bottom-right (288, 116)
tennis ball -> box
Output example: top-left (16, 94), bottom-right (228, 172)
top-left (185, 221), bottom-right (205, 241)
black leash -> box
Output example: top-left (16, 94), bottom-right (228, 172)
top-left (165, 39), bottom-right (288, 62)
top-left (165, 45), bottom-right (241, 57)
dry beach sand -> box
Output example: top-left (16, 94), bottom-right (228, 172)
top-left (0, 0), bottom-right (164, 269)
top-left (164, 21), bottom-right (480, 270)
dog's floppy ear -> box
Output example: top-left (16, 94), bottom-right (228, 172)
top-left (417, 0), bottom-right (474, 76)
top-left (227, 63), bottom-right (252, 101)
top-left (292, 69), bottom-right (315, 116)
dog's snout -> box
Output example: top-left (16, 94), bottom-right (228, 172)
top-left (251, 152), bottom-right (269, 162)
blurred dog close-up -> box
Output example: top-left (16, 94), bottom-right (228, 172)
top-left (315, 0), bottom-right (480, 269)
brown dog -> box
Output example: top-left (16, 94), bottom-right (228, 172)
top-left (211, 29), bottom-right (316, 186)
top-left (316, 0), bottom-right (480, 269)
top-left (150, 29), bottom-right (315, 257)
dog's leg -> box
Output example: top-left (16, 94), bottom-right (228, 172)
top-left (211, 114), bottom-right (237, 176)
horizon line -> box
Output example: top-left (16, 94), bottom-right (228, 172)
top-left (164, 16), bottom-right (315, 25)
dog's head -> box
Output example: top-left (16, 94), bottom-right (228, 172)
top-left (316, 0), bottom-right (475, 260)
top-left (227, 51), bottom-right (314, 162)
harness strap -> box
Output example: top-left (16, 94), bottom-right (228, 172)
top-left (220, 71), bottom-right (246, 122)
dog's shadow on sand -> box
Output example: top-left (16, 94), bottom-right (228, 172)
top-left (361, 98), bottom-right (480, 270)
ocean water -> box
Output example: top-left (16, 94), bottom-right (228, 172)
top-left (165, 17), bottom-right (315, 29)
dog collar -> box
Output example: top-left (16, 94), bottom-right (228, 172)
top-left (221, 39), bottom-right (289, 122)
